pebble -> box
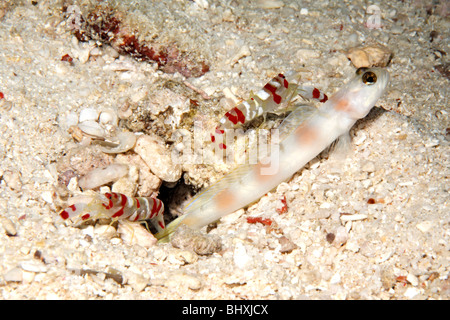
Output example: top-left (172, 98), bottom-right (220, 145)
top-left (165, 272), bottom-right (202, 291)
top-left (65, 111), bottom-right (79, 127)
top-left (0, 217), bottom-right (17, 236)
top-left (123, 270), bottom-right (148, 292)
top-left (110, 237), bottom-right (122, 245)
top-left (347, 33), bottom-right (359, 46)
top-left (117, 221), bottom-right (157, 248)
top-left (20, 260), bottom-right (48, 273)
top-left (233, 242), bottom-right (252, 269)
top-left (391, 26), bottom-right (404, 35)
top-left (3, 170), bottom-right (22, 191)
top-left (4, 267), bottom-right (23, 282)
top-left (41, 191), bottom-right (54, 204)
top-left (278, 236), bottom-right (297, 253)
top-left (78, 47), bottom-right (92, 64)
top-left (98, 132), bottom-right (137, 154)
top-left (296, 49), bottom-right (321, 62)
top-left (78, 163), bottom-right (128, 190)
top-left (103, 45), bottom-right (120, 59)
top-left (134, 135), bottom-right (182, 182)
top-left (0, 97), bottom-right (12, 111)
top-left (406, 273), bottom-right (419, 286)
top-left (112, 175), bottom-right (137, 197)
top-left (346, 44), bottom-right (392, 68)
top-left (93, 224), bottom-right (117, 238)
top-left (361, 161), bottom-right (376, 173)
top-left (403, 287), bottom-right (420, 299)
top-left (167, 249), bottom-right (198, 265)
top-left (256, 0), bottom-right (284, 9)
top-left (170, 224), bottom-right (222, 255)
top-left (193, 0), bottom-right (209, 9)
top-left (416, 221), bottom-right (433, 233)
top-left (229, 45), bottom-right (251, 66)
top-left (22, 270), bottom-right (36, 284)
top-left (340, 213), bottom-right (368, 222)
top-left (333, 226), bottom-right (348, 247)
top-left (115, 153), bottom-right (162, 196)
top-left (329, 273), bottom-right (341, 284)
top-left (177, 250), bottom-right (199, 264)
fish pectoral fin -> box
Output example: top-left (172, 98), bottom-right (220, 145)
top-left (277, 103), bottom-right (317, 141)
top-left (326, 133), bottom-right (352, 161)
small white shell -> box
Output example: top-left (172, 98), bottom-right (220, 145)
top-left (99, 109), bottom-right (118, 126)
top-left (77, 120), bottom-right (106, 137)
top-left (79, 108), bottom-right (100, 123)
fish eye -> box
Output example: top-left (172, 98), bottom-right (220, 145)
top-left (362, 71), bottom-right (377, 85)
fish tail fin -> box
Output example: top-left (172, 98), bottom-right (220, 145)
top-left (154, 215), bottom-right (187, 243)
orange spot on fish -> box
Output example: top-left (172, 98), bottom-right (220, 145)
top-left (215, 189), bottom-right (235, 210)
top-left (334, 98), bottom-right (350, 112)
top-left (295, 124), bottom-right (318, 145)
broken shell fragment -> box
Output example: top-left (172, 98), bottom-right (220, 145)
top-left (78, 164), bottom-right (129, 190)
top-left (97, 131), bottom-right (137, 154)
top-left (170, 224), bottom-right (222, 255)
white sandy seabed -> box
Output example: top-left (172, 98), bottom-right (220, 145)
top-left (0, 0), bottom-right (448, 300)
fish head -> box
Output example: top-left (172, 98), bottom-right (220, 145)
top-left (329, 67), bottom-right (390, 120)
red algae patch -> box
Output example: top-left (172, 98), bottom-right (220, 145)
top-left (63, 3), bottom-right (209, 78)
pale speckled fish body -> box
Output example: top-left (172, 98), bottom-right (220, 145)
top-left (156, 67), bottom-right (389, 240)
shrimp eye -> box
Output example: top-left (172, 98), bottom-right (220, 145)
top-left (356, 67), bottom-right (368, 75)
top-left (362, 71), bottom-right (377, 85)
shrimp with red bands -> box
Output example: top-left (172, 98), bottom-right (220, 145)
top-left (210, 71), bottom-right (328, 151)
top-left (59, 192), bottom-right (165, 233)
